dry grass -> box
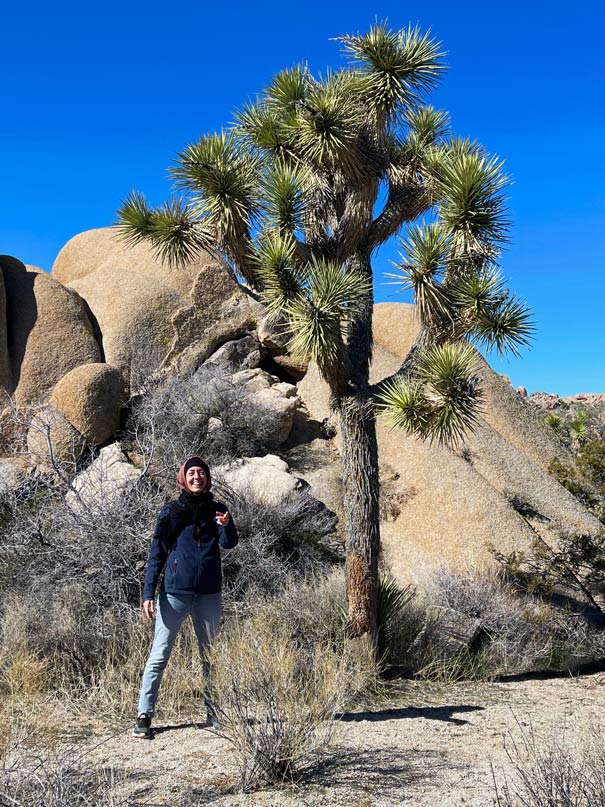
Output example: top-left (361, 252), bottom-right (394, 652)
top-left (208, 609), bottom-right (356, 791)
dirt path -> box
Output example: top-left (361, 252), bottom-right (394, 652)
top-left (82, 672), bottom-right (605, 806)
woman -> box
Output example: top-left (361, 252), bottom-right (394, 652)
top-left (134, 456), bottom-right (238, 739)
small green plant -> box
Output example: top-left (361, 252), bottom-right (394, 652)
top-left (494, 529), bottom-right (605, 613)
top-left (376, 577), bottom-right (415, 665)
top-left (544, 412), bottom-right (563, 431)
top-left (569, 409), bottom-right (590, 446)
top-left (548, 457), bottom-right (603, 521)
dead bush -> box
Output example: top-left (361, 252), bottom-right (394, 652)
top-left (126, 364), bottom-right (279, 481)
top-left (0, 746), bottom-right (124, 807)
top-left (425, 569), bottom-right (605, 677)
top-left (494, 722), bottom-right (605, 807)
top-left (218, 484), bottom-right (339, 600)
top-left (0, 475), bottom-right (164, 692)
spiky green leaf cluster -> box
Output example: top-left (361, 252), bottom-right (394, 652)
top-left (295, 83), bottom-right (364, 178)
top-left (435, 151), bottom-right (511, 258)
top-left (339, 23), bottom-right (446, 121)
top-left (115, 191), bottom-right (213, 267)
top-left (260, 161), bottom-right (309, 233)
top-left (377, 577), bottom-right (415, 658)
top-left (171, 132), bottom-right (260, 243)
top-left (377, 342), bottom-right (483, 446)
top-left (282, 259), bottom-right (371, 374)
top-left (252, 232), bottom-right (303, 311)
top-left (387, 223), bottom-right (452, 323)
top-left (453, 268), bottom-right (535, 356)
top-left (396, 106), bottom-right (451, 167)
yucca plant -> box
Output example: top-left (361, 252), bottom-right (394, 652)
top-left (116, 22), bottom-right (533, 657)
top-left (569, 409), bottom-right (590, 447)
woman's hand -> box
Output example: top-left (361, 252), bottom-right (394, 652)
top-left (143, 599), bottom-right (156, 622)
top-left (215, 510), bottom-right (230, 527)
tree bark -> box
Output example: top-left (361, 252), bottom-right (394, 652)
top-left (337, 245), bottom-right (381, 650)
top-left (338, 393), bottom-right (380, 641)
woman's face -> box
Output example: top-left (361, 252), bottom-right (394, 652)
top-left (185, 466), bottom-right (207, 493)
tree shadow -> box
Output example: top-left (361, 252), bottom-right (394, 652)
top-left (336, 703), bottom-right (484, 726)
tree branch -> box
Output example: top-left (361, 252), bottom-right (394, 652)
top-left (366, 183), bottom-right (432, 248)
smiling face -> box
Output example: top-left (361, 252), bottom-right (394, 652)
top-left (185, 465), bottom-right (208, 494)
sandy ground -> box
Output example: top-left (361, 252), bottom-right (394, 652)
top-left (62, 671), bottom-right (605, 807)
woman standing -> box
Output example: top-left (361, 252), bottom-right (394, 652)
top-left (134, 456), bottom-right (238, 739)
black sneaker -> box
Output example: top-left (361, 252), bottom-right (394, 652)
top-left (133, 713), bottom-right (153, 739)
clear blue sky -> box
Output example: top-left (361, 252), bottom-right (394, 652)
top-left (2, 0), bottom-right (603, 395)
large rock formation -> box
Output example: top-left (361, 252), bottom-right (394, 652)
top-left (297, 302), bottom-right (602, 588)
top-left (215, 455), bottom-right (304, 505)
top-left (51, 228), bottom-right (259, 388)
top-left (0, 256), bottom-right (101, 404)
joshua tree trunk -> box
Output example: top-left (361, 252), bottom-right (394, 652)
top-left (338, 393), bottom-right (381, 643)
top-left (338, 244), bottom-right (381, 648)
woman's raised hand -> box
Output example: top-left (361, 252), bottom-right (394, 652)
top-left (215, 510), bottom-right (230, 527)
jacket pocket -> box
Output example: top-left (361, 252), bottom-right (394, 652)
top-left (167, 552), bottom-right (196, 592)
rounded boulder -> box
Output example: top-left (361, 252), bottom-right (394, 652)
top-left (50, 363), bottom-right (125, 445)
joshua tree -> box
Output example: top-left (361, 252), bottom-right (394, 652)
top-left (117, 23), bottom-right (532, 653)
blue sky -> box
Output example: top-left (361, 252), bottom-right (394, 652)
top-left (2, 0), bottom-right (603, 395)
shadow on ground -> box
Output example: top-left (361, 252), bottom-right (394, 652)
top-left (151, 720), bottom-right (210, 736)
top-left (300, 745), bottom-right (456, 800)
top-left (337, 704), bottom-right (484, 726)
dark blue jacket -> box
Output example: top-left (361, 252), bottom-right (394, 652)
top-left (142, 499), bottom-right (238, 601)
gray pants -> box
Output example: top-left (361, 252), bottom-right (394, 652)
top-left (137, 591), bottom-right (222, 717)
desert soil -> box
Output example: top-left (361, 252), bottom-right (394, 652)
top-left (67, 670), bottom-right (605, 807)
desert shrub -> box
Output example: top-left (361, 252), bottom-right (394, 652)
top-left (548, 457), bottom-right (604, 521)
top-left (0, 474), bottom-right (164, 692)
top-left (218, 485), bottom-right (339, 600)
top-left (0, 738), bottom-right (124, 807)
top-left (208, 607), bottom-right (352, 791)
top-left (126, 364), bottom-right (279, 480)
top-left (426, 569), bottom-right (605, 677)
top-left (251, 572), bottom-right (417, 683)
top-left (494, 723), bottom-right (605, 807)
top-left (494, 530), bottom-right (605, 613)
top-left (359, 568), bottom-right (605, 681)
top-left (246, 571), bottom-right (348, 645)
